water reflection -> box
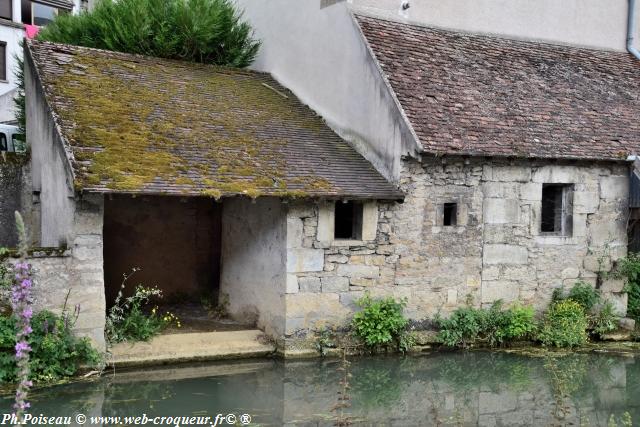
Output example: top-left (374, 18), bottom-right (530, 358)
top-left (1, 351), bottom-right (638, 426)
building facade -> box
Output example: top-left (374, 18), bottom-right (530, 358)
top-left (0, 0), bottom-right (84, 123)
top-left (7, 1), bottom-right (640, 354)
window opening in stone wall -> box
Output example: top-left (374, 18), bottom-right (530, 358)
top-left (443, 202), bottom-right (458, 226)
top-left (541, 184), bottom-right (573, 236)
top-left (335, 201), bottom-right (363, 240)
top-left (0, 133), bottom-right (6, 151)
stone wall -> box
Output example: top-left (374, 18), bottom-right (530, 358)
top-left (283, 157), bottom-right (630, 340)
top-left (8, 194), bottom-right (107, 351)
top-left (220, 198), bottom-right (287, 337)
top-left (0, 155), bottom-right (25, 247)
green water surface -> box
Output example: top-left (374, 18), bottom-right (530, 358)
top-left (1, 351), bottom-right (639, 426)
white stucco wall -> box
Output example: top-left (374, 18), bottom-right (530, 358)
top-left (233, 0), bottom-right (420, 182)
top-left (220, 198), bottom-right (287, 337)
top-left (0, 23), bottom-right (24, 98)
top-left (352, 0), bottom-right (639, 52)
top-left (25, 46), bottom-right (75, 247)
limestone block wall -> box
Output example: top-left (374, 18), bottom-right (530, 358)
top-left (284, 201), bottom-right (398, 336)
top-left (284, 157), bottom-right (630, 338)
top-left (8, 193), bottom-right (106, 350)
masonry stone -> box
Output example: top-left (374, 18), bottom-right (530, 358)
top-left (336, 264), bottom-right (379, 278)
top-left (483, 244), bottom-right (528, 265)
top-left (600, 175), bottom-right (628, 201)
top-left (483, 198), bottom-right (520, 224)
top-left (482, 281), bottom-right (519, 304)
top-left (287, 217), bottom-right (304, 249)
top-left (298, 276), bottom-right (321, 293)
top-left (287, 248), bottom-right (325, 273)
top-left (286, 274), bottom-right (299, 294)
top-left (321, 276), bottom-right (349, 293)
top-left (601, 278), bottom-right (625, 293)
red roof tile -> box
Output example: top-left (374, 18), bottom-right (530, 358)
top-left (357, 15), bottom-right (640, 161)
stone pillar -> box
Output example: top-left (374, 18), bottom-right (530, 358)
top-left (70, 194), bottom-right (106, 350)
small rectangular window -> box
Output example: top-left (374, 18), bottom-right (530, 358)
top-left (334, 201), bottom-right (363, 240)
top-left (0, 133), bottom-right (7, 151)
top-left (0, 42), bottom-right (5, 81)
top-left (541, 184), bottom-right (573, 236)
top-left (0, 0), bottom-right (12, 20)
top-left (443, 203), bottom-right (457, 226)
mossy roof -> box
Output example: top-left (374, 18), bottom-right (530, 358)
top-left (26, 40), bottom-right (402, 200)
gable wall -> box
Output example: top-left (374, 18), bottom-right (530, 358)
top-left (283, 159), bottom-right (630, 342)
top-left (25, 47), bottom-right (75, 247)
top-left (233, 0), bottom-right (420, 182)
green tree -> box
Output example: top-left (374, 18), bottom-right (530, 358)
top-left (16, 0), bottom-right (260, 138)
top-left (38, 0), bottom-right (259, 67)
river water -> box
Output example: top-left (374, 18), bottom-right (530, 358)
top-left (1, 351), bottom-right (638, 426)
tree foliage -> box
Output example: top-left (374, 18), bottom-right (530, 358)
top-left (37, 0), bottom-right (260, 67)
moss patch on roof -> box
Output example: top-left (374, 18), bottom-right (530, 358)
top-left (28, 41), bottom-right (402, 200)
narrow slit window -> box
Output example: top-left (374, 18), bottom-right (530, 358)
top-left (443, 203), bottom-right (457, 226)
top-left (0, 133), bottom-right (6, 151)
top-left (334, 201), bottom-right (363, 240)
top-left (541, 184), bottom-right (573, 236)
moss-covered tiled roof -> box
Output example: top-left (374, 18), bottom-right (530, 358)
top-left (26, 40), bottom-right (402, 200)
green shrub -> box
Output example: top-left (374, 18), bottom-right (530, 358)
top-left (0, 311), bottom-right (101, 383)
top-left (37, 0), bottom-right (260, 68)
top-left (436, 302), bottom-right (535, 348)
top-left (627, 281), bottom-right (640, 322)
top-left (590, 301), bottom-right (620, 339)
top-left (567, 281), bottom-right (601, 311)
top-left (500, 304), bottom-right (536, 341)
top-left (538, 300), bottom-right (589, 347)
top-left (351, 293), bottom-right (411, 352)
top-left (614, 253), bottom-right (640, 322)
top-left (106, 282), bottom-right (179, 343)
top-left (435, 306), bottom-right (484, 348)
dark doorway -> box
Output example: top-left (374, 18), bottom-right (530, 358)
top-left (103, 195), bottom-right (222, 307)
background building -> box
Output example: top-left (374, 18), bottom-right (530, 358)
top-left (0, 0), bottom-right (85, 123)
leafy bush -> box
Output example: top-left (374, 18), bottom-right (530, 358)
top-left (590, 301), bottom-right (620, 339)
top-left (435, 302), bottom-right (535, 348)
top-left (106, 280), bottom-right (179, 343)
top-left (38, 0), bottom-right (260, 68)
top-left (567, 281), bottom-right (601, 311)
top-left (435, 306), bottom-right (484, 348)
top-left (351, 293), bottom-right (411, 352)
top-left (538, 300), bottom-right (589, 347)
top-left (499, 304), bottom-right (536, 342)
top-left (614, 253), bottom-right (640, 322)
top-left (0, 310), bottom-right (101, 383)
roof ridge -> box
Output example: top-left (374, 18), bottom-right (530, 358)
top-left (28, 39), bottom-right (272, 78)
top-left (353, 13), bottom-right (633, 58)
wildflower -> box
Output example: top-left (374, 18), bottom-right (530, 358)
top-left (10, 257), bottom-right (34, 418)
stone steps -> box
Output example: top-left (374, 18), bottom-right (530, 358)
top-left (108, 329), bottom-right (275, 368)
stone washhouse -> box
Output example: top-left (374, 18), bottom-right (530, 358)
top-left (13, 11), bottom-right (640, 353)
